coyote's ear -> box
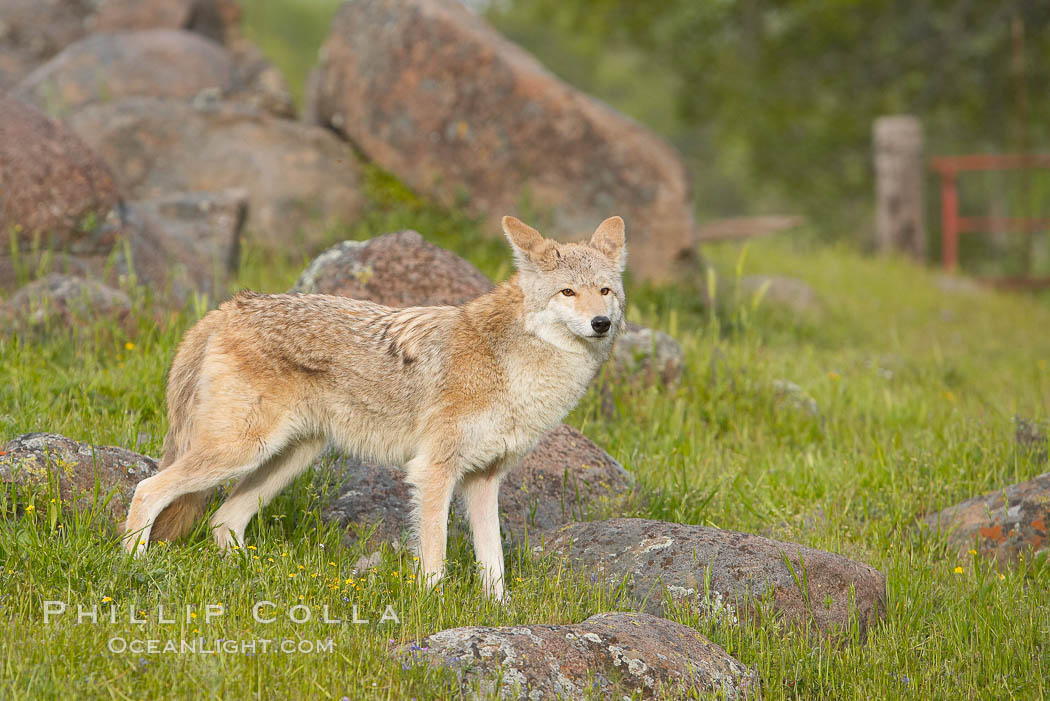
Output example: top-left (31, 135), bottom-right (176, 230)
top-left (502, 216), bottom-right (552, 269)
top-left (590, 216), bottom-right (626, 271)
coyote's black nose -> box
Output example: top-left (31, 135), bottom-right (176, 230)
top-left (591, 316), bottom-right (611, 334)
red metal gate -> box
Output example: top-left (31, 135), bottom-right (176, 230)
top-left (931, 153), bottom-right (1050, 288)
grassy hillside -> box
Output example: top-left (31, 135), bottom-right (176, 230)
top-left (2, 196), bottom-right (1049, 697)
top-left (3, 2), bottom-right (1049, 697)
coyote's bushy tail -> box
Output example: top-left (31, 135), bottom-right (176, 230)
top-left (138, 314), bottom-right (217, 542)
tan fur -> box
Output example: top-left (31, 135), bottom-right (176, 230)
top-left (123, 216), bottom-right (627, 601)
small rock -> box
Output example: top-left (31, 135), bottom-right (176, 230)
top-left (922, 473), bottom-right (1050, 567)
top-left (739, 275), bottom-right (822, 315)
top-left (321, 425), bottom-right (635, 547)
top-left (0, 93), bottom-right (121, 254)
top-left (1015, 416), bottom-right (1048, 463)
top-left (935, 273), bottom-right (982, 295)
top-left (607, 322), bottom-right (684, 387)
top-left (294, 231), bottom-right (493, 307)
top-left (0, 432), bottom-right (157, 519)
top-left (413, 611), bottom-right (759, 700)
top-left (2, 274), bottom-right (131, 331)
top-left (772, 379), bottom-right (821, 418)
top-left (353, 551), bottom-right (382, 573)
top-left (538, 518), bottom-right (886, 641)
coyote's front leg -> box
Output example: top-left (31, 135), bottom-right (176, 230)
top-left (405, 454), bottom-right (457, 591)
top-left (460, 463), bottom-right (510, 602)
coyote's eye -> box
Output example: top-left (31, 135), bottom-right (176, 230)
top-left (560, 289), bottom-right (575, 297)
top-left (600, 288), bottom-right (611, 296)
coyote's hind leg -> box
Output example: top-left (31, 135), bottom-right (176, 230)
top-left (209, 438), bottom-right (325, 551)
top-left (123, 445), bottom-right (269, 556)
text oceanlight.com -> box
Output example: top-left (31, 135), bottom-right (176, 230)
top-left (107, 637), bottom-right (335, 655)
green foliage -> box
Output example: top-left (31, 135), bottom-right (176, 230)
top-left (2, 229), bottom-right (1049, 698)
top-left (490, 0), bottom-right (1050, 245)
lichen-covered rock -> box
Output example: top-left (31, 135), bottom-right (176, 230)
top-left (309, 0), bottom-right (696, 281)
top-left (922, 473), bottom-right (1050, 568)
top-left (1, 274), bottom-right (131, 331)
top-left (66, 97), bottom-right (364, 252)
top-left (412, 612), bottom-right (759, 700)
top-left (0, 433), bottom-right (156, 519)
top-left (0, 94), bottom-right (122, 254)
top-left (539, 518), bottom-right (886, 641)
top-left (15, 30), bottom-right (235, 116)
top-left (321, 425), bottom-right (635, 548)
top-left (294, 231), bottom-right (493, 307)
top-left (607, 322), bottom-right (684, 387)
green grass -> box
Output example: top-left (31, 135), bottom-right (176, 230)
top-left (2, 213), bottom-right (1048, 698)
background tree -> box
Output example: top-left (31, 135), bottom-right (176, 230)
top-left (490, 0), bottom-right (1050, 247)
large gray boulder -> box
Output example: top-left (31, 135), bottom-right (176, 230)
top-left (308, 0), bottom-right (696, 281)
top-left (411, 612), bottom-right (759, 700)
top-left (539, 518), bottom-right (886, 641)
top-left (16, 28), bottom-right (293, 119)
top-left (67, 97), bottom-right (365, 252)
top-left (0, 0), bottom-right (244, 90)
top-left (15, 30), bottom-right (235, 116)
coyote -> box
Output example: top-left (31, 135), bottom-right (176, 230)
top-left (123, 216), bottom-right (626, 601)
